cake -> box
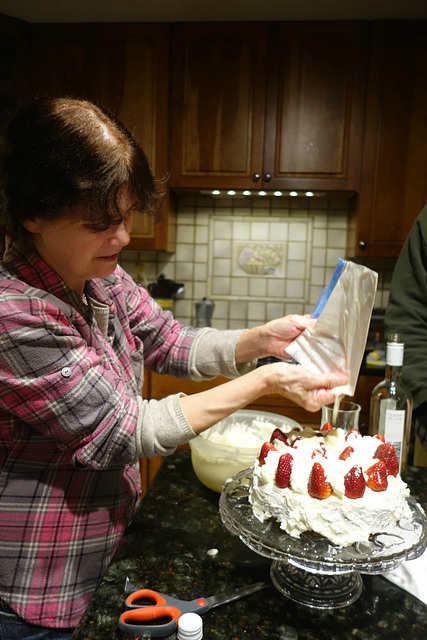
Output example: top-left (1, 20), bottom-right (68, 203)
top-left (249, 424), bottom-right (412, 547)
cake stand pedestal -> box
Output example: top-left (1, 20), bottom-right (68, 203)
top-left (219, 468), bottom-right (427, 609)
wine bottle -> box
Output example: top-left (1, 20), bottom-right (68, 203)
top-left (369, 332), bottom-right (413, 475)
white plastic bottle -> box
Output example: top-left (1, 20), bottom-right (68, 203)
top-left (369, 332), bottom-right (413, 475)
top-left (177, 612), bottom-right (203, 640)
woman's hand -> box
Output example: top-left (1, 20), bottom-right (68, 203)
top-left (235, 314), bottom-right (314, 363)
top-left (261, 361), bottom-right (347, 412)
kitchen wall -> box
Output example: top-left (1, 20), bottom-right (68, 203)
top-left (119, 195), bottom-right (395, 330)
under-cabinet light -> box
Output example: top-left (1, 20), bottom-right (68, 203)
top-left (305, 191), bottom-right (314, 197)
top-left (227, 190), bottom-right (236, 196)
top-left (258, 190), bottom-right (267, 196)
top-left (290, 191), bottom-right (298, 197)
top-left (243, 190), bottom-right (251, 196)
top-left (212, 190), bottom-right (220, 196)
top-left (273, 191), bottom-right (282, 196)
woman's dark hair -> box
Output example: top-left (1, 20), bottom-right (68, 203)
top-left (0, 96), bottom-right (161, 243)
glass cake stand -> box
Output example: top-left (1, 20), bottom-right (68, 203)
top-left (219, 468), bottom-right (427, 609)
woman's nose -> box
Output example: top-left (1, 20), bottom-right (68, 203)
top-left (111, 214), bottom-right (133, 246)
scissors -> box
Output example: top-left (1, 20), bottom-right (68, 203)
top-left (118, 580), bottom-right (267, 637)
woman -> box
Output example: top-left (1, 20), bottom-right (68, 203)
top-left (0, 96), bottom-right (347, 639)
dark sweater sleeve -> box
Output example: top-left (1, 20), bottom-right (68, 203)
top-left (384, 203), bottom-right (427, 411)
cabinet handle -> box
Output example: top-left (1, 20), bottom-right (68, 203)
top-left (252, 173), bottom-right (261, 182)
top-left (358, 240), bottom-right (367, 250)
top-left (263, 173), bottom-right (272, 182)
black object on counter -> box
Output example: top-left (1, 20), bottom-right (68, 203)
top-left (72, 451), bottom-right (427, 640)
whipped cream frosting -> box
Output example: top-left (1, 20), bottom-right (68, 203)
top-left (249, 426), bottom-right (411, 547)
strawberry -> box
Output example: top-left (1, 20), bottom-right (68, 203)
top-left (321, 422), bottom-right (333, 432)
top-left (339, 445), bottom-right (354, 461)
top-left (366, 460), bottom-right (388, 492)
top-left (270, 428), bottom-right (288, 446)
top-left (344, 465), bottom-right (366, 499)
top-left (291, 436), bottom-right (302, 448)
top-left (275, 453), bottom-right (294, 488)
top-left (308, 462), bottom-right (333, 500)
top-left (345, 429), bottom-right (362, 441)
top-left (311, 442), bottom-right (327, 459)
top-left (259, 442), bottom-right (277, 465)
top-left (374, 443), bottom-right (399, 477)
top-left (374, 433), bottom-right (386, 443)
top-left (311, 448), bottom-right (326, 459)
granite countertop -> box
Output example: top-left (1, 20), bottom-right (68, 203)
top-left (72, 451), bottom-right (427, 640)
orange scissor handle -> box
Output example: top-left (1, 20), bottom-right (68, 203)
top-left (118, 605), bottom-right (182, 636)
top-left (125, 589), bottom-right (167, 608)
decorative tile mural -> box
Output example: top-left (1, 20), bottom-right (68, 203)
top-left (208, 216), bottom-right (312, 305)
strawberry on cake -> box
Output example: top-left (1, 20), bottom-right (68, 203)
top-left (249, 424), bottom-right (411, 547)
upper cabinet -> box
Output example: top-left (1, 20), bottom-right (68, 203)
top-left (31, 23), bottom-right (175, 252)
top-left (170, 22), bottom-right (268, 190)
top-left (32, 24), bottom-right (101, 100)
top-left (97, 24), bottom-right (175, 251)
top-left (169, 22), bottom-right (369, 192)
top-left (0, 14), bottom-right (30, 131)
top-left (351, 22), bottom-right (427, 258)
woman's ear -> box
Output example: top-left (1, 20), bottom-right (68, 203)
top-left (23, 218), bottom-right (41, 233)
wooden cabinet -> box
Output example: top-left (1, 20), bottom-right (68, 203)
top-left (32, 24), bottom-right (101, 100)
top-left (170, 22), bottom-right (368, 193)
top-left (170, 22), bottom-right (268, 190)
top-left (31, 23), bottom-right (175, 252)
top-left (0, 14), bottom-right (30, 129)
top-left (98, 24), bottom-right (175, 251)
top-left (349, 21), bottom-right (427, 258)
top-left (263, 22), bottom-right (368, 192)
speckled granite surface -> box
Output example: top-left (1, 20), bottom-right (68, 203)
top-left (72, 451), bottom-right (427, 640)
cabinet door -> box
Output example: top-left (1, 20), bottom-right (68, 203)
top-left (263, 22), bottom-right (368, 192)
top-left (32, 24), bottom-right (101, 100)
top-left (170, 23), bottom-right (268, 189)
top-left (98, 24), bottom-right (175, 251)
top-left (353, 22), bottom-right (427, 258)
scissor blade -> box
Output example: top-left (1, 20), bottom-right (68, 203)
top-left (205, 581), bottom-right (267, 609)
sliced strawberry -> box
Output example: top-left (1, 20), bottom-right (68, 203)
top-left (345, 429), bottom-right (362, 441)
top-left (308, 462), bottom-right (333, 500)
top-left (374, 443), bottom-right (399, 477)
top-left (374, 433), bottom-right (386, 443)
top-left (339, 445), bottom-right (354, 461)
top-left (311, 442), bottom-right (327, 459)
top-left (291, 436), bottom-right (302, 448)
top-left (259, 442), bottom-right (277, 465)
top-left (275, 453), bottom-right (294, 488)
top-left (366, 460), bottom-right (388, 492)
top-left (344, 465), bottom-right (366, 499)
top-left (311, 448), bottom-right (325, 459)
top-left (270, 428), bottom-right (288, 446)
top-left (321, 422), bottom-right (333, 432)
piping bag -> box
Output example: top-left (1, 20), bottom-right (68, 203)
top-left (286, 259), bottom-right (378, 397)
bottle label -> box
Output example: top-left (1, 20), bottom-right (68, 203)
top-left (384, 409), bottom-right (405, 466)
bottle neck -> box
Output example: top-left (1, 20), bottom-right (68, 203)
top-left (385, 341), bottom-right (404, 379)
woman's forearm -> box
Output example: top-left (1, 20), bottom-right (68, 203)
top-left (179, 362), bottom-right (347, 435)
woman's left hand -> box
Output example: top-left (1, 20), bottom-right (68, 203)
top-left (235, 314), bottom-right (314, 363)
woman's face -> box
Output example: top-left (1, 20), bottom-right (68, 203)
top-left (24, 189), bottom-right (134, 297)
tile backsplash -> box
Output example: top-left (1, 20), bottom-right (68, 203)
top-left (119, 195), bottom-right (395, 330)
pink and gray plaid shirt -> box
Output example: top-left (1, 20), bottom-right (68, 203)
top-left (0, 240), bottom-right (198, 628)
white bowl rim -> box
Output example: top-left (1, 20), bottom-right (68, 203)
top-left (189, 409), bottom-right (302, 453)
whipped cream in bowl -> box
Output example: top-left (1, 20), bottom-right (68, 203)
top-left (189, 410), bottom-right (302, 493)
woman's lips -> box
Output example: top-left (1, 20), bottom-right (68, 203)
top-left (97, 253), bottom-right (120, 263)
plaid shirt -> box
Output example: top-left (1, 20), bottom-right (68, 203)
top-left (0, 240), bottom-right (198, 628)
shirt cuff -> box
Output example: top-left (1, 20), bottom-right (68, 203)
top-left (187, 328), bottom-right (257, 380)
